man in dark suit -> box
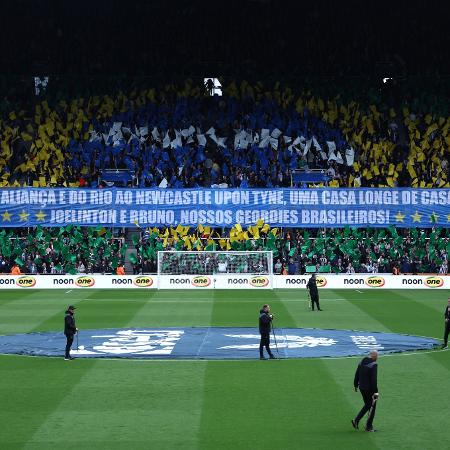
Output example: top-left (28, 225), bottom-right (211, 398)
top-left (352, 350), bottom-right (379, 432)
top-left (306, 273), bottom-right (322, 311)
top-left (64, 305), bottom-right (78, 360)
top-left (443, 298), bottom-right (450, 349)
top-left (259, 304), bottom-right (275, 360)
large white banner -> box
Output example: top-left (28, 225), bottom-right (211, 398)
top-left (0, 274), bottom-right (447, 290)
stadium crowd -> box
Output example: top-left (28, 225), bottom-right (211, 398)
top-left (1, 79), bottom-right (449, 190)
top-left (1, 225), bottom-right (448, 275)
top-left (0, 226), bottom-right (125, 275)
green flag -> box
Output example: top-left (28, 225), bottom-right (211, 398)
top-left (129, 253), bottom-right (137, 264)
top-left (53, 241), bottom-right (61, 254)
top-left (36, 226), bottom-right (44, 240)
top-left (288, 247), bottom-right (296, 257)
top-left (343, 226), bottom-right (350, 238)
top-left (72, 230), bottom-right (84, 244)
top-left (66, 266), bottom-right (77, 275)
top-left (111, 257), bottom-right (119, 269)
top-left (14, 257), bottom-right (24, 266)
top-left (388, 225), bottom-right (398, 237)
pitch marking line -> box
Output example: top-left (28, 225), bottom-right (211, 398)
top-left (2, 347), bottom-right (446, 362)
top-left (65, 290), bottom-right (72, 294)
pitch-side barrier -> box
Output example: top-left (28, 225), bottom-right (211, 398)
top-left (0, 274), bottom-right (447, 289)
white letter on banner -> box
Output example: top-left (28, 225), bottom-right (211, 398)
top-left (401, 191), bottom-right (411, 204)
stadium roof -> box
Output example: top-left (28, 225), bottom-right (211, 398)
top-left (0, 0), bottom-right (449, 76)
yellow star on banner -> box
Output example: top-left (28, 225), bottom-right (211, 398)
top-left (35, 210), bottom-right (46, 221)
top-left (395, 211), bottom-right (406, 222)
top-left (18, 210), bottom-right (30, 222)
top-left (1, 210), bottom-right (12, 222)
top-left (430, 212), bottom-right (439, 223)
top-left (411, 211), bottom-right (422, 223)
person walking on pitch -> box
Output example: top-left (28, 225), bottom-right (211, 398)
top-left (306, 273), bottom-right (322, 311)
top-left (259, 304), bottom-right (275, 360)
top-left (443, 298), bottom-right (450, 349)
top-left (352, 350), bottom-right (379, 432)
top-left (64, 305), bottom-right (78, 360)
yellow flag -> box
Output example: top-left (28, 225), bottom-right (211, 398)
top-left (271, 228), bottom-right (278, 236)
top-left (256, 219), bottom-right (264, 228)
top-left (182, 236), bottom-right (192, 250)
top-left (235, 223), bottom-right (242, 233)
top-left (406, 163), bottom-right (417, 179)
top-left (261, 224), bottom-right (270, 233)
top-left (197, 224), bottom-right (204, 234)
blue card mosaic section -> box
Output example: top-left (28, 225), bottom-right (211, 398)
top-left (0, 327), bottom-right (439, 359)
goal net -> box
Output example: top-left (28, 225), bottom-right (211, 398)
top-left (157, 251), bottom-right (273, 287)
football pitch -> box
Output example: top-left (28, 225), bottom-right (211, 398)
top-left (0, 288), bottom-right (449, 450)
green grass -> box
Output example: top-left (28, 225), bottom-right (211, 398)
top-left (0, 288), bottom-right (449, 450)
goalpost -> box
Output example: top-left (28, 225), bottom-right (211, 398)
top-left (157, 251), bottom-right (274, 289)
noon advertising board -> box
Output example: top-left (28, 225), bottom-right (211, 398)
top-left (0, 274), bottom-right (448, 289)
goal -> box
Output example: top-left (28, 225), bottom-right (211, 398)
top-left (157, 251), bottom-right (273, 288)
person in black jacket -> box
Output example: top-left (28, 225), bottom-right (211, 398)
top-left (352, 350), bottom-right (379, 432)
top-left (306, 273), bottom-right (322, 311)
top-left (443, 298), bottom-right (450, 349)
top-left (64, 305), bottom-right (78, 360)
top-left (259, 304), bottom-right (275, 360)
